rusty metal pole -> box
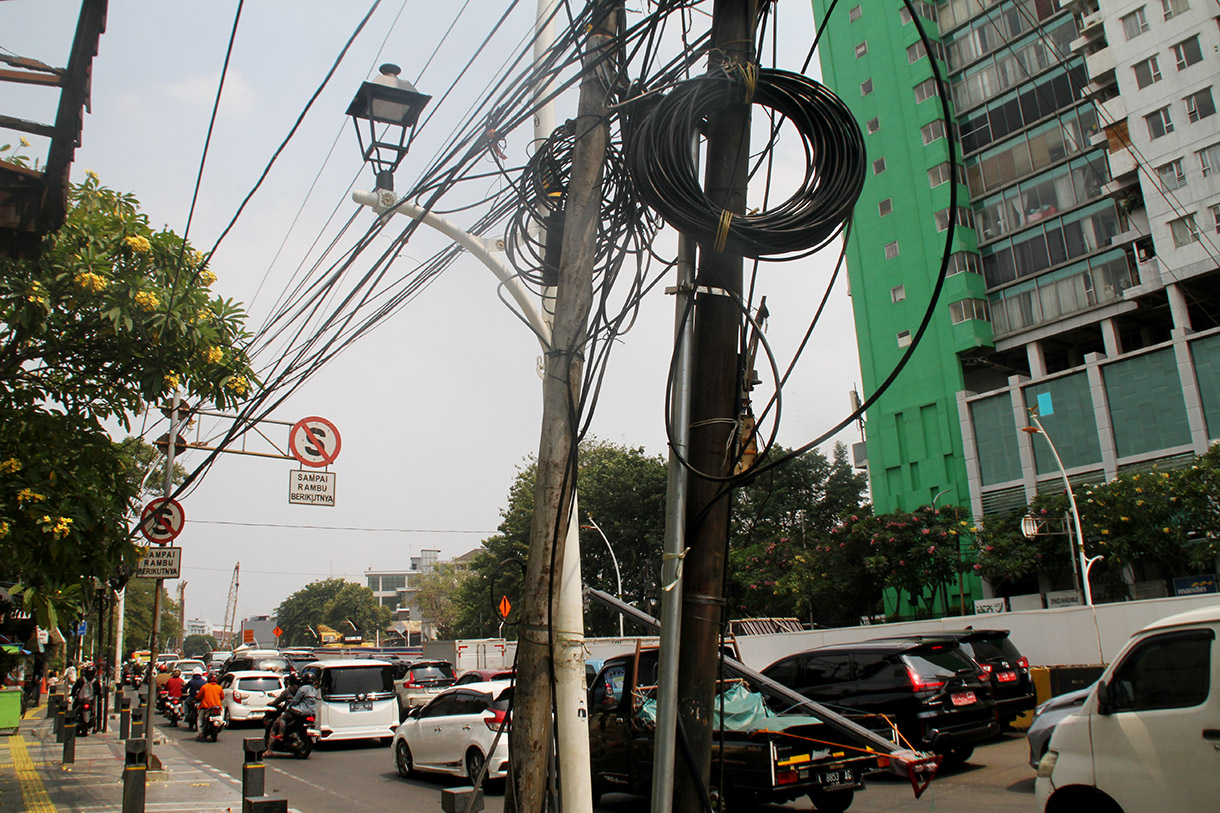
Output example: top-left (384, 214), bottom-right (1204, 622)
top-left (674, 2), bottom-right (755, 811)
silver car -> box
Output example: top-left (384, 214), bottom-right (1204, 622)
top-left (1026, 684), bottom-right (1093, 768)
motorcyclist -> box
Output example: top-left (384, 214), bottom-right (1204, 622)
top-left (264, 672), bottom-right (317, 757)
top-left (165, 669), bottom-right (184, 724)
top-left (71, 665), bottom-right (96, 737)
top-left (194, 672), bottom-right (225, 741)
top-left (183, 668), bottom-right (207, 730)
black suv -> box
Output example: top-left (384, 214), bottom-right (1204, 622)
top-left (884, 629), bottom-right (1035, 728)
top-left (761, 638), bottom-right (999, 764)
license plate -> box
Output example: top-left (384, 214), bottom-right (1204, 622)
top-left (350, 701), bottom-right (373, 712)
top-left (951, 691), bottom-right (977, 706)
top-left (997, 670), bottom-right (1017, 683)
top-left (817, 769), bottom-right (857, 789)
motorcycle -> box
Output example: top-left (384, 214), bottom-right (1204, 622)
top-left (74, 699), bottom-right (92, 736)
top-left (262, 707), bottom-right (317, 759)
top-left (165, 696), bottom-right (183, 727)
top-left (198, 706), bottom-right (226, 742)
top-left (156, 686), bottom-right (168, 713)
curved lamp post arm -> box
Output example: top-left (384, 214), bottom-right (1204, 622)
top-left (584, 514), bottom-right (624, 638)
top-left (352, 189), bottom-right (552, 345)
top-left (1026, 411), bottom-right (1093, 606)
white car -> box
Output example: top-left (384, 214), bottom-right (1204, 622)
top-left (393, 680), bottom-right (512, 787)
top-left (218, 670), bottom-right (285, 725)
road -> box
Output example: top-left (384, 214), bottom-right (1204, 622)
top-left (145, 699), bottom-right (1034, 813)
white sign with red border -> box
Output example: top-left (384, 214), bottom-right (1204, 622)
top-left (289, 416), bottom-right (342, 468)
top-left (139, 497), bottom-right (185, 544)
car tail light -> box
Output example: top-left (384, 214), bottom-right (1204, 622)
top-left (775, 769), bottom-right (799, 785)
top-left (305, 715), bottom-right (316, 724)
top-left (906, 666), bottom-right (945, 691)
top-left (484, 709), bottom-right (508, 732)
top-left (232, 690), bottom-right (242, 703)
top-left (978, 673), bottom-right (990, 683)
top-left (1017, 657), bottom-right (1029, 669)
top-left (979, 663), bottom-right (993, 673)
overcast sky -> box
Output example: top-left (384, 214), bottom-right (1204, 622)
top-left (2, 0), bottom-right (865, 633)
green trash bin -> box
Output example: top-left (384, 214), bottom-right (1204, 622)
top-left (0, 687), bottom-right (22, 733)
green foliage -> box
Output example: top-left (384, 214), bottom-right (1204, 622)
top-left (121, 579), bottom-right (181, 653)
top-left (183, 634), bottom-right (219, 658)
top-left (0, 175), bottom-right (254, 616)
top-left (274, 579), bottom-right (391, 647)
top-left (453, 439), bottom-right (667, 638)
top-left (413, 563), bottom-right (469, 640)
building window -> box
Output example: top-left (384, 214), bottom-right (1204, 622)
top-left (1146, 106), bottom-right (1174, 139)
top-left (908, 42), bottom-right (926, 63)
top-left (949, 298), bottom-right (989, 324)
top-left (1185, 88), bottom-right (1215, 123)
top-left (381, 574), bottom-right (406, 591)
top-left (1157, 158), bottom-right (1186, 190)
top-left (367, 576), bottom-right (379, 590)
top-left (927, 162), bottom-right (953, 187)
top-left (1173, 36), bottom-right (1202, 70)
top-left (900, 6), bottom-right (912, 24)
top-left (866, 116), bottom-right (880, 134)
top-left (1170, 213), bottom-right (1199, 247)
top-left (849, 4), bottom-right (862, 21)
top-left (861, 78), bottom-right (874, 96)
top-left (1199, 142), bottom-right (1220, 177)
top-left (891, 284), bottom-right (906, 303)
top-left (873, 157), bottom-right (887, 174)
top-left (884, 241), bottom-right (900, 259)
top-left (920, 120), bottom-right (946, 145)
top-left (1211, 204), bottom-right (1220, 235)
top-left (935, 206), bottom-right (974, 232)
top-left (914, 78), bottom-right (939, 103)
top-left (1133, 55), bottom-right (1162, 89)
top-left (879, 198), bottom-right (893, 216)
top-left (897, 330), bottom-right (912, 347)
top-left (1121, 7), bottom-right (1149, 40)
top-left (947, 251), bottom-right (983, 276)
top-left (855, 41), bottom-right (868, 58)
top-left (1162, 0), bottom-right (1189, 20)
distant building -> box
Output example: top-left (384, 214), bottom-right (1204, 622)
top-left (184, 617), bottom-right (213, 638)
top-left (366, 549), bottom-right (479, 641)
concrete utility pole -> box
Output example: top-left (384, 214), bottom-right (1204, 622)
top-left (509, 4), bottom-right (620, 811)
top-left (674, 2), bottom-right (756, 811)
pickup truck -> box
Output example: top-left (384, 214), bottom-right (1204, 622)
top-left (589, 649), bottom-right (882, 812)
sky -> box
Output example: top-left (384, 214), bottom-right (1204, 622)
top-left (1, 0), bottom-right (866, 632)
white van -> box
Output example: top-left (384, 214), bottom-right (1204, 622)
top-left (300, 659), bottom-right (399, 744)
top-left (1035, 605), bottom-right (1220, 812)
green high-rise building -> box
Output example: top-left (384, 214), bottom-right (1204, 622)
top-left (810, 0), bottom-right (1220, 606)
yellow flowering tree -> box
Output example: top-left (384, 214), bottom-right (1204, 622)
top-left (0, 174), bottom-right (256, 607)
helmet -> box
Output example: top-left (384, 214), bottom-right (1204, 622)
top-left (192, 668), bottom-right (203, 676)
top-left (158, 663), bottom-right (168, 672)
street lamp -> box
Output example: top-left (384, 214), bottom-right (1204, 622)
top-left (583, 515), bottom-right (624, 638)
top-left (1021, 410), bottom-right (1095, 605)
top-left (346, 64), bottom-right (431, 191)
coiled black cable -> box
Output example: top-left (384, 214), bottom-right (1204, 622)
top-left (626, 66), bottom-right (866, 260)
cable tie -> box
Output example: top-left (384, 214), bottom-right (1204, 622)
top-left (713, 208), bottom-right (733, 253)
top-left (664, 283), bottom-right (733, 298)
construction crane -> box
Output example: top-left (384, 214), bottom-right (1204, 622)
top-left (221, 563), bottom-right (240, 649)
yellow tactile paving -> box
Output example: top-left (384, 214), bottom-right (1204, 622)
top-left (6, 735), bottom-right (56, 813)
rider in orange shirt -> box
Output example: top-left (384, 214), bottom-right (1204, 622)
top-left (195, 673), bottom-right (225, 740)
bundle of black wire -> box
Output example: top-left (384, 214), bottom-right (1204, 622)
top-left (626, 67), bottom-right (866, 260)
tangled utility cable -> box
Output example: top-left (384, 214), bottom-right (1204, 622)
top-left (626, 66), bottom-right (865, 259)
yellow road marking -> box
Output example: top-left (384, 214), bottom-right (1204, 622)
top-left (24, 702), bottom-right (48, 720)
top-left (9, 735), bottom-right (56, 812)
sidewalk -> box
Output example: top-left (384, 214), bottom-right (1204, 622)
top-left (0, 700), bottom-right (247, 812)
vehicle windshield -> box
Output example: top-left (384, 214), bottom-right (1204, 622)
top-left (322, 665), bottom-right (394, 697)
top-left (252, 658), bottom-right (290, 673)
top-left (408, 664), bottom-right (455, 685)
top-left (237, 677), bottom-right (283, 692)
top-left (490, 687), bottom-right (513, 711)
top-left (964, 636), bottom-right (1023, 663)
top-left (904, 645), bottom-right (978, 679)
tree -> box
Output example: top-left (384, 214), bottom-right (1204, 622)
top-left (274, 579), bottom-right (391, 647)
top-left (183, 634), bottom-right (219, 658)
top-left (122, 579), bottom-right (181, 653)
top-left (413, 563), bottom-right (469, 640)
top-left (0, 173), bottom-right (256, 626)
top-left (453, 440), bottom-right (668, 638)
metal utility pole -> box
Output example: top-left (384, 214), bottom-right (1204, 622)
top-left (144, 390), bottom-right (181, 768)
top-left (508, 4), bottom-right (619, 811)
top-left (674, 2), bottom-right (755, 811)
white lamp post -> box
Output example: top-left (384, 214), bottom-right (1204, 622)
top-left (1021, 410), bottom-right (1094, 606)
top-left (584, 514), bottom-right (624, 638)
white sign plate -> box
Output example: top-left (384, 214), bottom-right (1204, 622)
top-left (289, 470), bottom-right (336, 507)
top-left (973, 597), bottom-right (1008, 614)
top-left (136, 546), bottom-right (182, 579)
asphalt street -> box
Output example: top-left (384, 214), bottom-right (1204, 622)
top-left (146, 700), bottom-right (1034, 813)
